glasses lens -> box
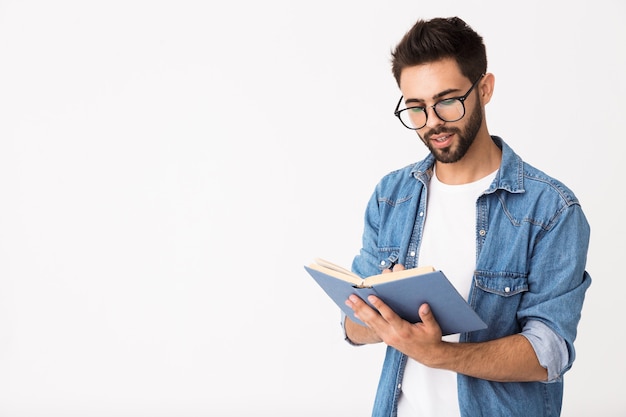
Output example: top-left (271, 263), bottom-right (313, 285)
top-left (399, 107), bottom-right (426, 129)
top-left (434, 99), bottom-right (465, 122)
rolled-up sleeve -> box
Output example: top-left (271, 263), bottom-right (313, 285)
top-left (521, 319), bottom-right (569, 382)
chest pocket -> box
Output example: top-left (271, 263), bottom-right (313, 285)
top-left (475, 273), bottom-right (528, 297)
top-left (471, 273), bottom-right (529, 338)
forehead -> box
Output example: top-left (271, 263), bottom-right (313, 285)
top-left (399, 58), bottom-right (467, 100)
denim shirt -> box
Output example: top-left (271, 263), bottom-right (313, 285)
top-left (350, 137), bottom-right (591, 417)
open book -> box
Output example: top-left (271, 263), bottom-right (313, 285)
top-left (304, 258), bottom-right (487, 336)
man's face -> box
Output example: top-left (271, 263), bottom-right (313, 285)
top-left (399, 59), bottom-right (483, 164)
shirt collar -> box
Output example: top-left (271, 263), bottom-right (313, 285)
top-left (409, 136), bottom-right (525, 194)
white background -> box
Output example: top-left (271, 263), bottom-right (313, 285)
top-left (0, 1), bottom-right (623, 416)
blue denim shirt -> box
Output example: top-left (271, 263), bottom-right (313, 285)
top-left (350, 137), bottom-right (591, 417)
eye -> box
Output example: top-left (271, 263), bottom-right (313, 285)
top-left (437, 98), bottom-right (459, 107)
top-left (408, 106), bottom-right (425, 114)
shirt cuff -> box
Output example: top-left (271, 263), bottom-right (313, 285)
top-left (521, 319), bottom-right (569, 382)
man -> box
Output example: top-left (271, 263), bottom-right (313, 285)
top-left (342, 17), bottom-right (591, 417)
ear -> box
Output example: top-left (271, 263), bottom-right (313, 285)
top-left (478, 72), bottom-right (495, 106)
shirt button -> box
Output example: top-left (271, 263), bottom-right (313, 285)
top-left (380, 260), bottom-right (386, 266)
top-left (410, 251), bottom-right (416, 257)
top-left (419, 211), bottom-right (424, 217)
top-left (504, 287), bottom-right (511, 293)
top-left (479, 230), bottom-right (486, 236)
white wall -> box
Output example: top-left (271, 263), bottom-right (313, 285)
top-left (0, 1), bottom-right (623, 416)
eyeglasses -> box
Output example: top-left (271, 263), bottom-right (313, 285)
top-left (394, 75), bottom-right (484, 130)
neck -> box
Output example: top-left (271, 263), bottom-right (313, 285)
top-left (434, 132), bottom-right (501, 185)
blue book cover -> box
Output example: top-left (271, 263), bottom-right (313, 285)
top-left (305, 259), bottom-right (487, 336)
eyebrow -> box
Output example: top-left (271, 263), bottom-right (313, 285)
top-left (404, 87), bottom-right (462, 105)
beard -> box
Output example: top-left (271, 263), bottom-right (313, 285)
top-left (419, 102), bottom-right (483, 164)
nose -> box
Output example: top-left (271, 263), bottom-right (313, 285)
top-left (424, 106), bottom-right (444, 129)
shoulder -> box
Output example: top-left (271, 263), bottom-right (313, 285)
top-left (520, 162), bottom-right (580, 208)
top-left (496, 137), bottom-right (581, 208)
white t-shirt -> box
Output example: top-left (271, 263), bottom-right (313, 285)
top-left (397, 168), bottom-right (497, 417)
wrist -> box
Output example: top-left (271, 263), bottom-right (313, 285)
top-left (345, 317), bottom-right (382, 344)
top-left (422, 340), bottom-right (455, 369)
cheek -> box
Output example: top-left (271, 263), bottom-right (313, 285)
top-left (463, 104), bottom-right (483, 133)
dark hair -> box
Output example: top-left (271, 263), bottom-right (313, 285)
top-left (391, 17), bottom-right (487, 86)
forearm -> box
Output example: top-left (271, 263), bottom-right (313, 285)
top-left (427, 334), bottom-right (547, 382)
top-left (347, 294), bottom-right (549, 382)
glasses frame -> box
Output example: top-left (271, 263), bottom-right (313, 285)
top-left (394, 74), bottom-right (485, 130)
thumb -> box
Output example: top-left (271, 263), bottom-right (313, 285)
top-left (418, 303), bottom-right (442, 337)
top-left (419, 303), bottom-right (434, 324)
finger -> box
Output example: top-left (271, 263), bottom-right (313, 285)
top-left (382, 263), bottom-right (405, 274)
top-left (345, 294), bottom-right (365, 310)
top-left (346, 294), bottom-right (381, 322)
top-left (367, 295), bottom-right (403, 325)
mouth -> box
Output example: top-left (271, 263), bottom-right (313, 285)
top-left (428, 133), bottom-right (454, 148)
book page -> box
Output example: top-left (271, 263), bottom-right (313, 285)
top-left (307, 260), bottom-right (363, 286)
top-left (310, 258), bottom-right (435, 287)
top-left (365, 265), bottom-right (435, 286)
top-left (313, 258), bottom-right (359, 278)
